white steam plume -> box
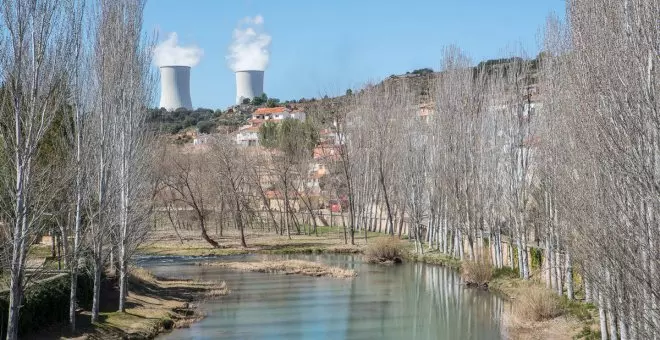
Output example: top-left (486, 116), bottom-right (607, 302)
top-left (227, 15), bottom-right (271, 71)
top-left (154, 32), bottom-right (204, 67)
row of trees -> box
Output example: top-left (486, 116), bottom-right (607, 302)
top-left (313, 1), bottom-right (659, 339)
top-left (0, 0), bottom-right (155, 338)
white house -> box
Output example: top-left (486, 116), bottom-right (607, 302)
top-left (236, 106), bottom-right (308, 146)
top-left (236, 126), bottom-right (259, 147)
top-left (250, 107), bottom-right (306, 123)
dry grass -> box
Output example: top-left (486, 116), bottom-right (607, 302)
top-left (364, 237), bottom-right (407, 264)
top-left (205, 281), bottom-right (230, 298)
top-left (86, 267), bottom-right (231, 339)
top-left (130, 267), bottom-right (227, 290)
top-left (199, 259), bottom-right (357, 278)
top-left (460, 259), bottom-right (493, 287)
top-left (493, 279), bottom-right (583, 340)
top-left (130, 266), bottom-right (159, 282)
top-left (503, 313), bottom-right (581, 340)
top-left (136, 222), bottom-right (384, 258)
top-left (512, 287), bottom-right (564, 322)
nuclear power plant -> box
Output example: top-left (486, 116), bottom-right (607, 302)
top-left (235, 70), bottom-right (264, 104)
top-left (159, 66), bottom-right (193, 111)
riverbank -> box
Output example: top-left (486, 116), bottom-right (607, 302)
top-left (138, 230), bottom-right (597, 339)
top-left (489, 272), bottom-right (595, 340)
top-left (33, 268), bottom-right (228, 340)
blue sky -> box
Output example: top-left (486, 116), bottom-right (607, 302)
top-left (144, 0), bottom-right (566, 109)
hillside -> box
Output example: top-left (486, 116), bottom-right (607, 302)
top-left (148, 55), bottom-right (542, 142)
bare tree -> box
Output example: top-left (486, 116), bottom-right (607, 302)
top-left (66, 0), bottom-right (91, 331)
top-left (209, 137), bottom-right (254, 247)
top-left (160, 149), bottom-right (220, 248)
top-left (107, 0), bottom-right (155, 313)
top-left (0, 0), bottom-right (78, 337)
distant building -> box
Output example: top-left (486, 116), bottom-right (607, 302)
top-left (250, 106), bottom-right (306, 124)
top-left (193, 132), bottom-right (211, 145)
top-left (313, 144), bottom-right (341, 162)
top-left (235, 106), bottom-right (307, 146)
top-left (235, 126), bottom-right (260, 147)
top-left (419, 102), bottom-right (435, 123)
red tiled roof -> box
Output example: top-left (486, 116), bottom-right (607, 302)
top-left (238, 126), bottom-right (259, 133)
top-left (313, 145), bottom-right (341, 161)
top-left (254, 107), bottom-right (289, 114)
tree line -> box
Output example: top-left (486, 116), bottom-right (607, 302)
top-left (311, 2), bottom-right (659, 339)
top-left (0, 0), bottom-right (155, 338)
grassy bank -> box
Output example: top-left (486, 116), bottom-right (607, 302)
top-left (485, 267), bottom-right (598, 339)
top-left (137, 231), bottom-right (364, 257)
top-left (405, 250), bottom-right (462, 268)
top-left (198, 259), bottom-right (357, 278)
top-left (34, 268), bottom-right (228, 340)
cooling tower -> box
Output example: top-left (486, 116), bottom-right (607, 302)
top-left (159, 66), bottom-right (193, 111)
top-left (235, 70), bottom-right (264, 104)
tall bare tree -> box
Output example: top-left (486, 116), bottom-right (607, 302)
top-left (109, 0), bottom-right (155, 313)
top-left (0, 0), bottom-right (78, 338)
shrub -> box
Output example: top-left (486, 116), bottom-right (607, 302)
top-left (561, 296), bottom-right (595, 321)
top-left (364, 237), bottom-right (406, 264)
top-left (513, 287), bottom-right (564, 322)
top-left (168, 123), bottom-right (183, 134)
top-left (575, 326), bottom-right (601, 339)
top-left (196, 120), bottom-right (216, 134)
top-left (530, 247), bottom-right (543, 269)
top-left (265, 98), bottom-right (280, 107)
top-left (182, 116), bottom-right (197, 128)
top-left (493, 266), bottom-right (518, 279)
top-left (461, 259), bottom-right (493, 287)
top-left (0, 272), bottom-right (93, 338)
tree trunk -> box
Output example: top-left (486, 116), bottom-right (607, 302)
top-left (199, 213), bottom-right (219, 248)
top-left (585, 278), bottom-right (592, 303)
top-left (341, 212), bottom-right (348, 245)
top-left (284, 191), bottom-right (291, 240)
top-left (91, 254), bottom-right (103, 323)
top-left (397, 207), bottom-right (405, 239)
top-left (607, 295), bottom-right (618, 340)
top-left (516, 237), bottom-right (524, 277)
top-left (237, 200), bottom-right (247, 248)
top-left (7, 162), bottom-right (28, 340)
top-left (118, 256), bottom-right (127, 312)
top-left (379, 168), bottom-right (395, 235)
top-left (554, 251), bottom-right (562, 295)
top-left (565, 252), bottom-right (574, 300)
top-left (599, 291), bottom-right (609, 340)
top-left (109, 244), bottom-right (116, 276)
top-left (6, 262), bottom-right (24, 340)
top-left (546, 234), bottom-right (554, 289)
top-left (69, 267), bottom-right (78, 331)
top-left (442, 204), bottom-right (448, 254)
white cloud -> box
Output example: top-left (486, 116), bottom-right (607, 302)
top-left (227, 15), bottom-right (271, 71)
top-left (153, 32), bottom-right (204, 67)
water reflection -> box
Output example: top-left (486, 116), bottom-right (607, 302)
top-left (143, 254), bottom-right (504, 340)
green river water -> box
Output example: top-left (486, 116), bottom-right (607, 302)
top-left (140, 254), bottom-right (505, 340)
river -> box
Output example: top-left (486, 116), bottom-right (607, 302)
top-left (139, 254), bottom-right (505, 340)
